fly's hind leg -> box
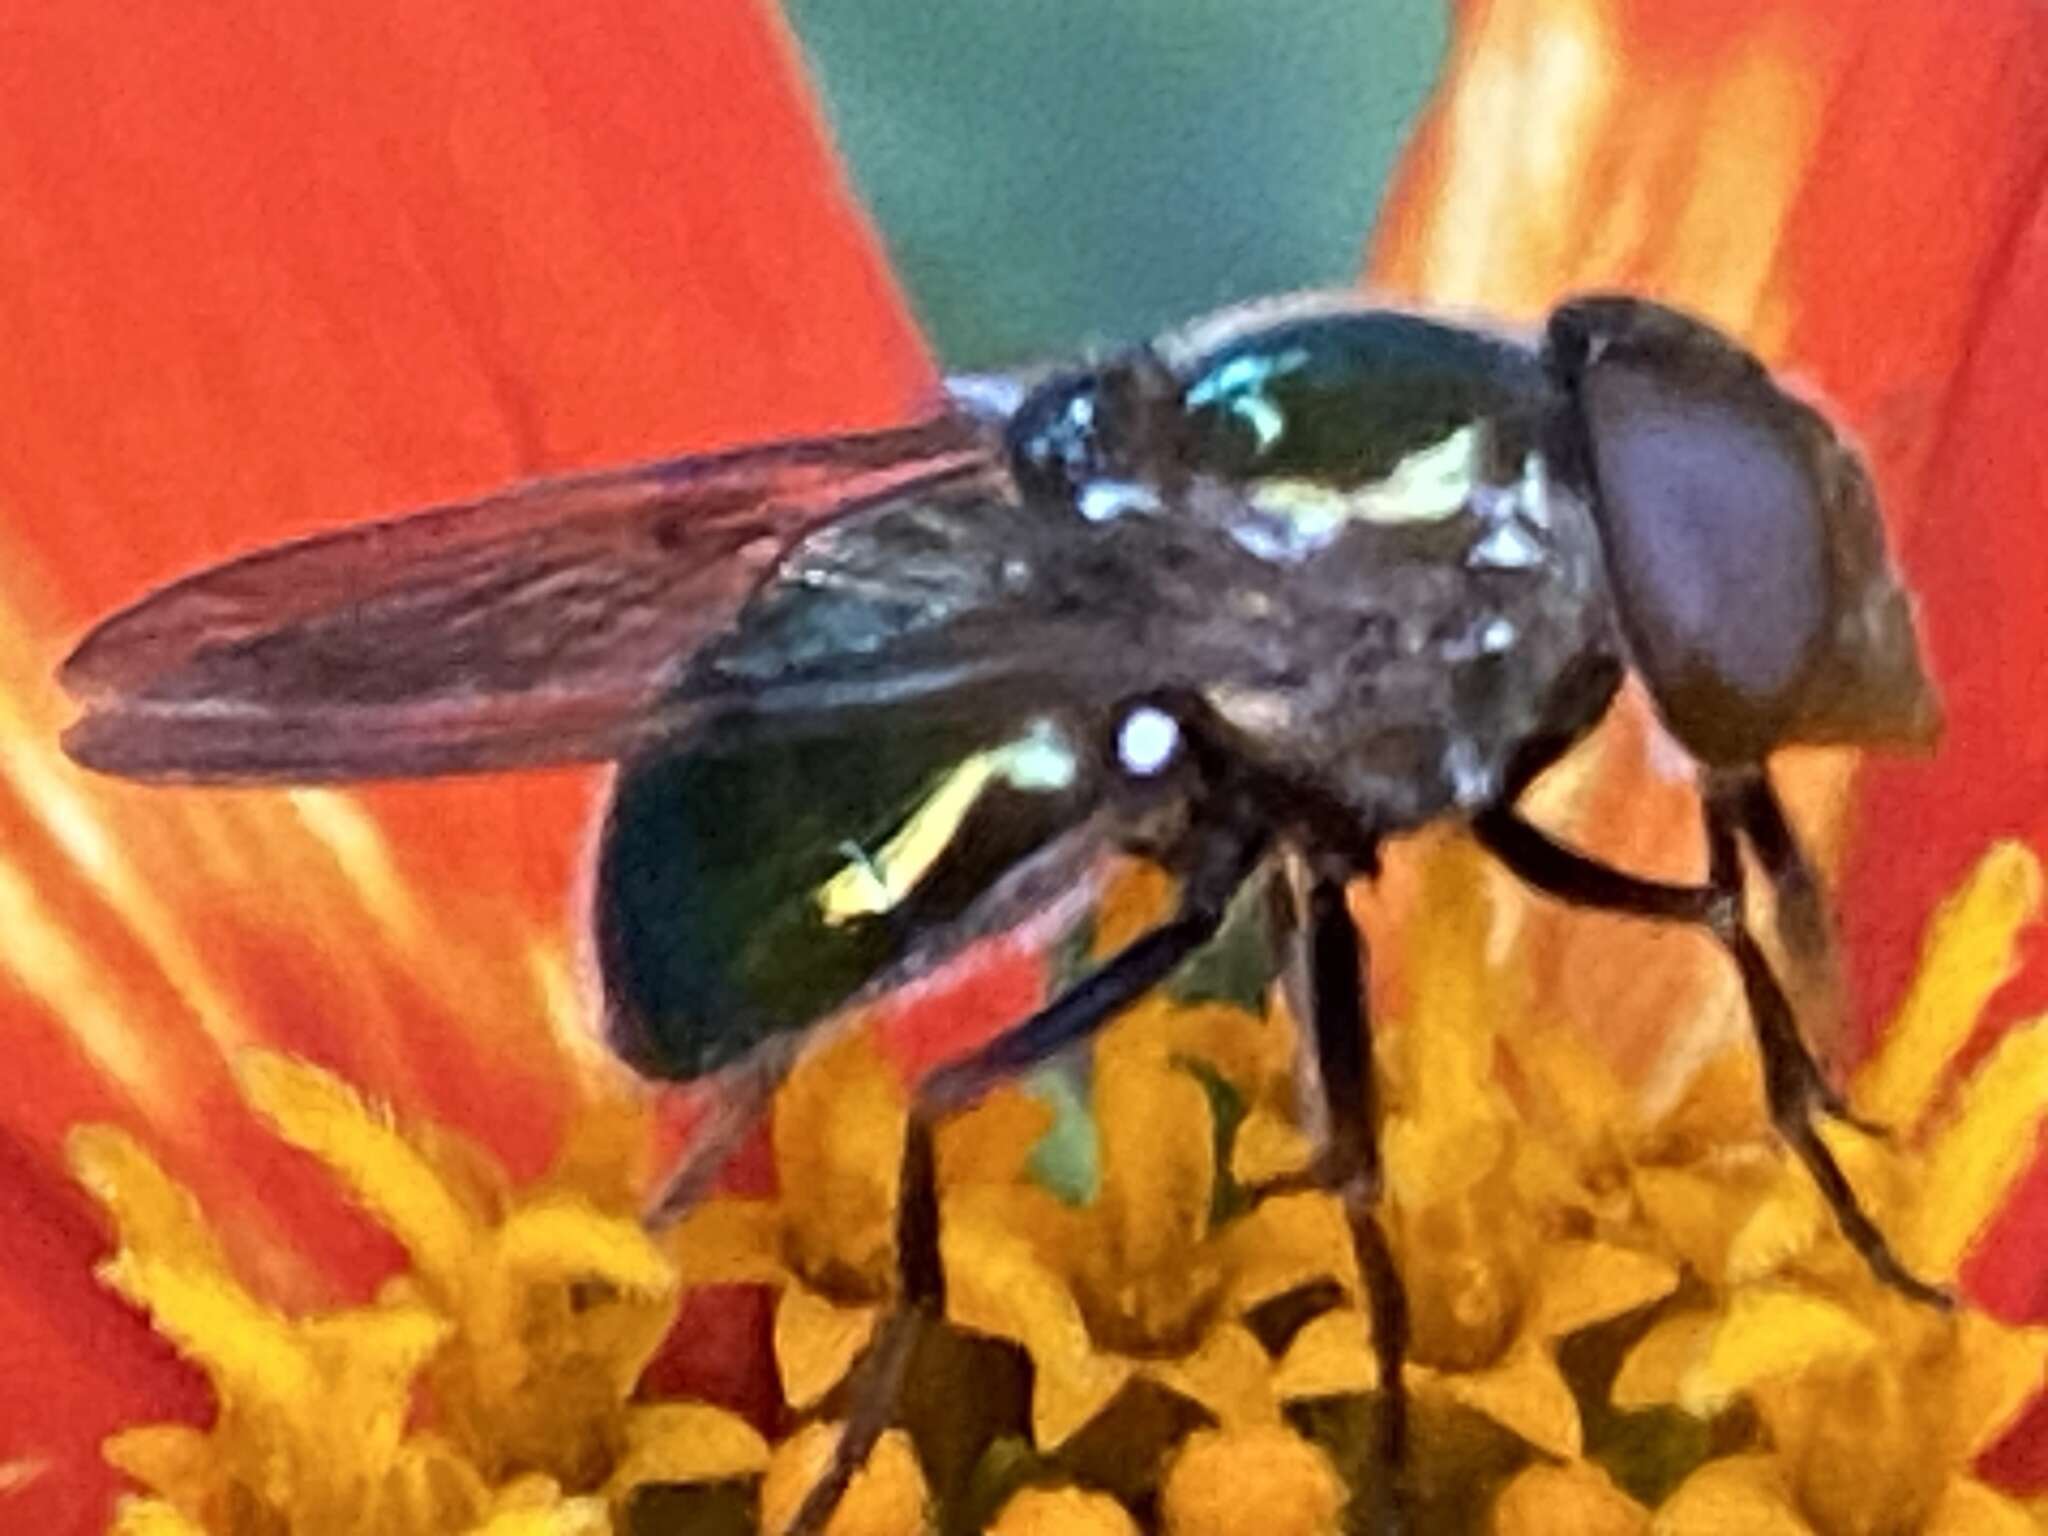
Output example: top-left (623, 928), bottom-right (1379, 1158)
top-left (1472, 802), bottom-right (1949, 1309)
top-left (775, 1113), bottom-right (941, 1536)
top-left (777, 806), bottom-right (1267, 1536)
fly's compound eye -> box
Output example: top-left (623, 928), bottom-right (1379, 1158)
top-left (1545, 295), bottom-right (1938, 764)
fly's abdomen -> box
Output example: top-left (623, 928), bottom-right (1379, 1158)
top-left (596, 711), bottom-right (1094, 1080)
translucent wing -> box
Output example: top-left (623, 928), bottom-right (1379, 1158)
top-left (60, 416), bottom-right (1001, 781)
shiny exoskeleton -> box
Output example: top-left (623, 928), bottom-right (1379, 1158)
top-left (59, 292), bottom-right (1941, 1535)
top-left (605, 302), bottom-right (1627, 1080)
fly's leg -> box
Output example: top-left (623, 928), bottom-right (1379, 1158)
top-left (778, 810), bottom-right (1267, 1536)
top-left (776, 1114), bottom-right (940, 1536)
top-left (645, 1049), bottom-right (797, 1229)
top-left (1697, 797), bottom-right (1942, 1303)
top-left (1703, 769), bottom-right (1882, 1134)
top-left (1478, 765), bottom-right (1864, 1136)
top-left (1707, 768), bottom-right (1831, 976)
top-left (1302, 865), bottom-right (1409, 1534)
top-left (1471, 804), bottom-right (1949, 1309)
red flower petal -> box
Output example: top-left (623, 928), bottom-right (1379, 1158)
top-left (0, 2), bottom-right (930, 1528)
top-left (1845, 185), bottom-right (2048, 1486)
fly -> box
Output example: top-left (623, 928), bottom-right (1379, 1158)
top-left (58, 291), bottom-right (1944, 1534)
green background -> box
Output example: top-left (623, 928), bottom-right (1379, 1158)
top-left (783, 2), bottom-right (1448, 369)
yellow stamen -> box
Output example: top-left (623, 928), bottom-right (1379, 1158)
top-left (1907, 1014), bottom-right (2048, 1276)
top-left (236, 1050), bottom-right (479, 1287)
top-left (985, 1485), bottom-right (1140, 1536)
top-left (1854, 841), bottom-right (2042, 1131)
top-left (1159, 1426), bottom-right (1346, 1536)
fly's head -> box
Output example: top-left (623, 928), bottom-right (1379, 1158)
top-left (1544, 295), bottom-right (1939, 767)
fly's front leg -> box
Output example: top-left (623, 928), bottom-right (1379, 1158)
top-left (1472, 799), bottom-right (1846, 1122)
top-left (1699, 797), bottom-right (1943, 1305)
top-left (1472, 803), bottom-right (1948, 1308)
top-left (778, 808), bottom-right (1266, 1536)
top-left (1702, 769), bottom-right (1875, 1136)
top-left (1707, 768), bottom-right (1832, 979)
top-left (1302, 864), bottom-right (1410, 1533)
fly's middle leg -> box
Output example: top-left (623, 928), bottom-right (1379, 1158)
top-left (1299, 862), bottom-right (1411, 1535)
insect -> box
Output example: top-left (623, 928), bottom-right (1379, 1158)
top-left (60, 291), bottom-right (1942, 1533)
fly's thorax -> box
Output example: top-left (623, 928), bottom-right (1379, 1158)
top-left (1182, 436), bottom-right (1618, 832)
top-left (1005, 347), bottom-right (1187, 520)
top-left (1015, 300), bottom-right (1622, 832)
top-left (977, 449), bottom-right (1620, 836)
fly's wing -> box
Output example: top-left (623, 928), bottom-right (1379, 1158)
top-left (60, 417), bottom-right (1001, 781)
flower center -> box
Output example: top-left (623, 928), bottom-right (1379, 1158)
top-left (785, 1226), bottom-right (896, 1307)
top-left (1075, 1252), bottom-right (1227, 1359)
top-left (1395, 1191), bottom-right (1531, 1372)
top-left (1774, 1358), bottom-right (1949, 1536)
